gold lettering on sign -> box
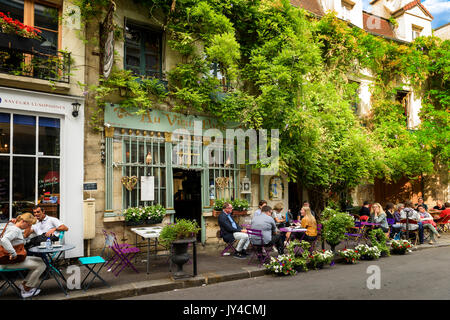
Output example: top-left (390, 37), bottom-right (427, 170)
top-left (141, 110), bottom-right (153, 124)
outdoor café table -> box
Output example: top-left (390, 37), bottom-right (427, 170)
top-left (28, 244), bottom-right (75, 297)
top-left (279, 227), bottom-right (307, 233)
top-left (131, 226), bottom-right (163, 274)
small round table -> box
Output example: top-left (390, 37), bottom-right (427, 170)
top-left (29, 244), bottom-right (75, 296)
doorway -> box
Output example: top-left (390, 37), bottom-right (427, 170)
top-left (173, 169), bottom-right (202, 242)
top-left (288, 181), bottom-right (301, 220)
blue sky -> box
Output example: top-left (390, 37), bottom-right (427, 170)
top-left (362, 0), bottom-right (450, 29)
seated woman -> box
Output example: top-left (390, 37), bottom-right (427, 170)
top-left (0, 213), bottom-right (46, 298)
top-left (272, 202), bottom-right (286, 228)
top-left (370, 203), bottom-right (389, 237)
top-left (417, 205), bottom-right (440, 244)
top-left (291, 207), bottom-right (317, 243)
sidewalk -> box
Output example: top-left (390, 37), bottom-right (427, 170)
top-left (2, 234), bottom-right (450, 300)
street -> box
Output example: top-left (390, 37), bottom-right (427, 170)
top-left (123, 246), bottom-right (450, 300)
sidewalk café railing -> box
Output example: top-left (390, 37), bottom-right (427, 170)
top-left (0, 36), bottom-right (71, 84)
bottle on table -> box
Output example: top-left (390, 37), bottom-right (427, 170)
top-left (46, 237), bottom-right (53, 249)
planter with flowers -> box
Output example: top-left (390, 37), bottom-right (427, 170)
top-left (355, 244), bottom-right (381, 260)
top-left (308, 249), bottom-right (334, 269)
top-left (390, 239), bottom-right (412, 255)
top-left (264, 254), bottom-right (297, 276)
top-left (338, 248), bottom-right (361, 264)
top-left (0, 11), bottom-right (42, 52)
top-left (123, 205), bottom-right (166, 226)
top-left (231, 198), bottom-right (249, 216)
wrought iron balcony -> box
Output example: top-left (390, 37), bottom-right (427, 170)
top-left (0, 32), bottom-right (71, 83)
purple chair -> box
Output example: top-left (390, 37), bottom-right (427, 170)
top-left (247, 228), bottom-right (272, 266)
top-left (217, 230), bottom-right (236, 256)
top-left (344, 221), bottom-right (366, 248)
top-left (102, 230), bottom-right (140, 276)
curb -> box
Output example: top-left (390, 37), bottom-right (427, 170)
top-left (37, 241), bottom-right (450, 300)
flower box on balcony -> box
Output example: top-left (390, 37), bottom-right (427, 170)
top-left (0, 32), bottom-right (41, 53)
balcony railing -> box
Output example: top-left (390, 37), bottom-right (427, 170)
top-left (0, 33), bottom-right (71, 83)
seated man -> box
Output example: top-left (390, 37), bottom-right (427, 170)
top-left (23, 205), bottom-right (69, 248)
top-left (218, 202), bottom-right (249, 259)
top-left (250, 205), bottom-right (284, 254)
top-left (433, 202), bottom-right (450, 223)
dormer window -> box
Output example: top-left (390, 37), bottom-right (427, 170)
top-left (412, 25), bottom-right (422, 40)
top-left (341, 0), bottom-right (355, 21)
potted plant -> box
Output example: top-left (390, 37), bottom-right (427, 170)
top-left (369, 228), bottom-right (390, 257)
top-left (321, 209), bottom-right (355, 253)
top-left (212, 199), bottom-right (227, 217)
top-left (146, 204), bottom-right (166, 224)
top-left (338, 248), bottom-right (361, 264)
top-left (355, 244), bottom-right (381, 260)
top-left (159, 219), bottom-right (201, 278)
top-left (390, 239), bottom-right (412, 255)
top-left (231, 198), bottom-right (249, 216)
top-left (264, 254), bottom-right (297, 276)
top-left (308, 249), bottom-right (334, 269)
top-left (123, 207), bottom-right (147, 226)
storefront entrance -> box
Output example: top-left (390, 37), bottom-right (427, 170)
top-left (173, 169), bottom-right (202, 241)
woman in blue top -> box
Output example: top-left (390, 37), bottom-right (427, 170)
top-left (370, 203), bottom-right (389, 234)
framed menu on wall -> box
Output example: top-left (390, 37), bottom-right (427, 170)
top-left (141, 176), bottom-right (155, 202)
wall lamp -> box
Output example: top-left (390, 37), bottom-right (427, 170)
top-left (72, 101), bottom-right (81, 117)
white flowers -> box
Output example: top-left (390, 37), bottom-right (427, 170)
top-left (355, 244), bottom-right (381, 259)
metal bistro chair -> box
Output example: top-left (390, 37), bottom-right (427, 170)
top-left (344, 221), bottom-right (366, 248)
top-left (400, 219), bottom-right (420, 246)
top-left (0, 268), bottom-right (28, 298)
top-left (435, 215), bottom-right (450, 233)
top-left (246, 228), bottom-right (272, 266)
top-left (78, 234), bottom-right (112, 291)
top-left (102, 230), bottom-right (140, 277)
top-left (217, 230), bottom-right (237, 257)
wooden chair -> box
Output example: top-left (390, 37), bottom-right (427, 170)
top-left (400, 219), bottom-right (420, 246)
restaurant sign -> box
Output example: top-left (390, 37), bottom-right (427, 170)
top-left (104, 104), bottom-right (236, 134)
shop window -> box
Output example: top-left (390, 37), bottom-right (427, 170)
top-left (124, 21), bottom-right (163, 78)
top-left (0, 112), bottom-right (61, 221)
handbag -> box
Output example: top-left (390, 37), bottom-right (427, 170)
top-left (0, 221), bottom-right (27, 265)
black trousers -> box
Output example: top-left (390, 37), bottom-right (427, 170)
top-left (267, 234), bottom-right (284, 254)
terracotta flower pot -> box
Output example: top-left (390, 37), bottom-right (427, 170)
top-left (232, 210), bottom-right (248, 216)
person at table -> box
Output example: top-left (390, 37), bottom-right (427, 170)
top-left (433, 202), bottom-right (450, 223)
top-left (0, 213), bottom-right (46, 298)
top-left (433, 200), bottom-right (445, 211)
top-left (291, 207), bottom-right (317, 244)
top-left (359, 201), bottom-right (370, 220)
top-left (415, 197), bottom-right (428, 211)
top-left (384, 203), bottom-right (395, 220)
top-left (369, 203), bottom-right (389, 235)
top-left (394, 203), bottom-right (404, 223)
top-left (218, 202), bottom-right (250, 259)
top-left (417, 205), bottom-right (440, 244)
top-left (252, 200), bottom-right (267, 218)
top-left (272, 202), bottom-right (287, 229)
top-left (400, 200), bottom-right (423, 244)
top-left (250, 205), bottom-right (284, 255)
top-left (302, 201), bottom-right (316, 218)
top-left (23, 205), bottom-right (69, 249)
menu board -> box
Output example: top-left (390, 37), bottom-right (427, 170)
top-left (140, 176), bottom-right (155, 202)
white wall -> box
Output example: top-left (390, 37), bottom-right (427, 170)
top-left (0, 87), bottom-right (85, 258)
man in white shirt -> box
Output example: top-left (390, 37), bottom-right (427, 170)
top-left (23, 206), bottom-right (69, 248)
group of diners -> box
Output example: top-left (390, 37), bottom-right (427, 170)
top-left (356, 198), bottom-right (450, 245)
top-left (218, 200), bottom-right (318, 259)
